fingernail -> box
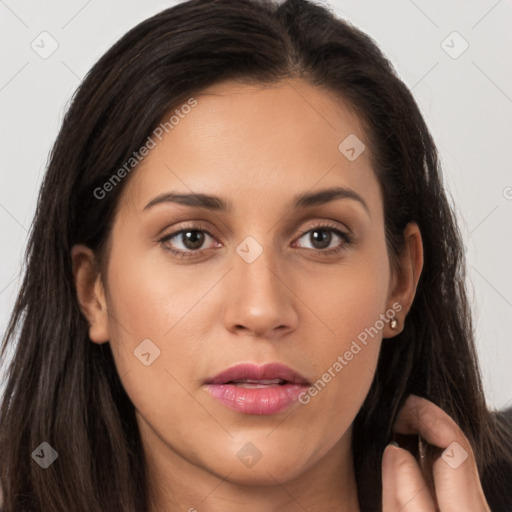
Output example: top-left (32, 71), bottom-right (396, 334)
top-left (389, 440), bottom-right (399, 447)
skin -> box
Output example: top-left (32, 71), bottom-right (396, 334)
top-left (72, 79), bottom-right (490, 511)
top-left (383, 395), bottom-right (491, 512)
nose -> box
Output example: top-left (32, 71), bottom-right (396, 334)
top-left (222, 245), bottom-right (298, 339)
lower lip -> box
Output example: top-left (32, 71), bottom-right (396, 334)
top-left (205, 383), bottom-right (309, 415)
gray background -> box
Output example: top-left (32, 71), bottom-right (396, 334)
top-left (1, 0), bottom-right (511, 410)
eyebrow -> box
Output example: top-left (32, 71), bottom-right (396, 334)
top-left (143, 186), bottom-right (370, 215)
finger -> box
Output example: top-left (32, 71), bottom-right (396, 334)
top-left (393, 395), bottom-right (491, 512)
top-left (382, 444), bottom-right (437, 512)
top-left (394, 395), bottom-right (466, 447)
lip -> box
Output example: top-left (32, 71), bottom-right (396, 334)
top-left (204, 363), bottom-right (310, 415)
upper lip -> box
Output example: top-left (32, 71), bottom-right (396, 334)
top-left (205, 363), bottom-right (310, 385)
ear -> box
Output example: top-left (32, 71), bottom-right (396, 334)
top-left (383, 222), bottom-right (424, 339)
top-left (71, 244), bottom-right (110, 344)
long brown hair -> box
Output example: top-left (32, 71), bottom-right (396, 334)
top-left (1, 0), bottom-right (511, 510)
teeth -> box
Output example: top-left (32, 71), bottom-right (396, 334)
top-left (234, 382), bottom-right (281, 389)
top-left (229, 378), bottom-right (285, 387)
top-left (246, 379), bottom-right (283, 384)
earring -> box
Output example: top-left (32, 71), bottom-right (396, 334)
top-left (390, 318), bottom-right (398, 329)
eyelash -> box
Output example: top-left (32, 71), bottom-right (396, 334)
top-left (158, 221), bottom-right (353, 260)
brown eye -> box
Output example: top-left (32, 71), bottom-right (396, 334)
top-left (179, 230), bottom-right (206, 250)
top-left (308, 229), bottom-right (333, 250)
top-left (159, 226), bottom-right (218, 258)
top-left (294, 225), bottom-right (351, 254)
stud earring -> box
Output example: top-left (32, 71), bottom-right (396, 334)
top-left (390, 318), bottom-right (398, 329)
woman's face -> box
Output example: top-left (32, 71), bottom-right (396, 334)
top-left (75, 79), bottom-right (420, 496)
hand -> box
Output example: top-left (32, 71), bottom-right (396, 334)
top-left (382, 394), bottom-right (491, 511)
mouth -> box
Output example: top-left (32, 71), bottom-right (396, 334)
top-left (222, 378), bottom-right (288, 389)
top-left (204, 363), bottom-right (311, 415)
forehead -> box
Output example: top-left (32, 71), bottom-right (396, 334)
top-left (119, 78), bottom-right (380, 215)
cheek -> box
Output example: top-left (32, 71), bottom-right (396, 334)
top-left (305, 229), bottom-right (390, 352)
top-left (103, 248), bottom-right (215, 436)
top-left (101, 240), bottom-right (225, 421)
top-left (295, 233), bottom-right (390, 425)
top-left (105, 240), bottom-right (216, 345)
